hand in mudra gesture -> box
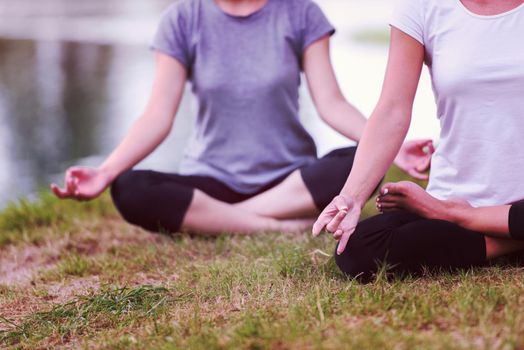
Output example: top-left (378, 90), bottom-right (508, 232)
top-left (394, 139), bottom-right (435, 180)
top-left (312, 194), bottom-right (362, 255)
top-left (51, 167), bottom-right (111, 201)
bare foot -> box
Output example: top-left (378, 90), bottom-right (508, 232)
top-left (375, 181), bottom-right (471, 221)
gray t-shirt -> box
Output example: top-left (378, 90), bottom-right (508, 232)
top-left (152, 0), bottom-right (335, 193)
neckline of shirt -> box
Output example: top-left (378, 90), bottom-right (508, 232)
top-left (456, 0), bottom-right (524, 19)
top-left (210, 0), bottom-right (271, 21)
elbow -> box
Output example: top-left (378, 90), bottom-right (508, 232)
top-left (316, 96), bottom-right (344, 123)
top-left (135, 112), bottom-right (174, 140)
top-left (317, 108), bottom-right (328, 122)
top-left (316, 103), bottom-right (333, 123)
top-left (371, 102), bottom-right (412, 134)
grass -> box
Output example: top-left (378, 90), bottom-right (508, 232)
top-left (0, 285), bottom-right (170, 347)
top-left (0, 166), bottom-right (523, 349)
top-left (0, 190), bottom-right (116, 247)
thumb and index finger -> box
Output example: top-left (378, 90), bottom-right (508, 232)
top-left (312, 195), bottom-right (363, 255)
top-left (411, 139), bottom-right (434, 152)
top-left (50, 167), bottom-right (87, 199)
top-left (312, 195), bottom-right (349, 237)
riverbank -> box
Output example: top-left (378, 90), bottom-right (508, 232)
top-left (1, 168), bottom-right (523, 349)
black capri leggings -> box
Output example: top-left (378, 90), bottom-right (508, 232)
top-left (336, 199), bottom-right (524, 281)
top-left (111, 146), bottom-right (357, 233)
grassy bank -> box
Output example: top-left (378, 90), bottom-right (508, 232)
top-left (0, 167), bottom-right (523, 349)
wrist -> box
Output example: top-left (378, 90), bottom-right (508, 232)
top-left (98, 165), bottom-right (118, 184)
top-left (338, 190), bottom-right (367, 209)
top-left (441, 200), bottom-right (471, 226)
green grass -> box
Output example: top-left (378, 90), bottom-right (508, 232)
top-left (40, 254), bottom-right (99, 281)
top-left (0, 285), bottom-right (170, 347)
top-left (0, 168), bottom-right (523, 349)
top-left (0, 190), bottom-right (116, 247)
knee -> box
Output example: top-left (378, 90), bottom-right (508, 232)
top-left (110, 170), bottom-right (192, 233)
top-left (334, 225), bottom-right (390, 281)
top-left (335, 242), bottom-right (380, 281)
top-left (110, 170), bottom-right (150, 225)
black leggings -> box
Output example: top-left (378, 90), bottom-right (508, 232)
top-left (336, 200), bottom-right (524, 280)
top-left (111, 147), bottom-right (357, 233)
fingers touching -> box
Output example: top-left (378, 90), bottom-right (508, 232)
top-left (333, 195), bottom-right (349, 211)
top-left (312, 195), bottom-right (349, 237)
top-left (51, 183), bottom-right (70, 199)
top-left (396, 139), bottom-right (434, 180)
top-left (423, 140), bottom-right (435, 155)
top-left (415, 140), bottom-right (434, 176)
top-left (51, 167), bottom-right (83, 199)
top-left (326, 210), bottom-right (347, 233)
top-left (312, 195), bottom-right (360, 255)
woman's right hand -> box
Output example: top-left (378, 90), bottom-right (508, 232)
top-left (51, 166), bottom-right (112, 201)
top-left (312, 195), bottom-right (362, 255)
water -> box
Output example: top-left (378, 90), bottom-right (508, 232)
top-left (0, 0), bottom-right (439, 208)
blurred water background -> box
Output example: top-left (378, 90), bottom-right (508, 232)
top-left (0, 0), bottom-right (439, 208)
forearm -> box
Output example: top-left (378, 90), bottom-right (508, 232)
top-left (319, 99), bottom-right (366, 142)
top-left (340, 105), bottom-right (410, 206)
top-left (99, 114), bottom-right (173, 182)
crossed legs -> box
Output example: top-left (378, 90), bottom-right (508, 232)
top-left (110, 147), bottom-right (357, 236)
top-left (183, 171), bottom-right (318, 234)
top-left (110, 170), bottom-right (317, 235)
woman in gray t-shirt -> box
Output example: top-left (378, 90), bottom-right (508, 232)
top-left (51, 0), bottom-right (432, 236)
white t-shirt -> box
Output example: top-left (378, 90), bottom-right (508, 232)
top-left (390, 0), bottom-right (524, 207)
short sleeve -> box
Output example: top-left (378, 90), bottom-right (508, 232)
top-left (150, 3), bottom-right (191, 68)
top-left (390, 0), bottom-right (425, 45)
top-left (301, 1), bottom-right (336, 52)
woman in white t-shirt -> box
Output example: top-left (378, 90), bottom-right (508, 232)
top-left (313, 0), bottom-right (524, 280)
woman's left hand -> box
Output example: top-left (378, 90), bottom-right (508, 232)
top-left (393, 139), bottom-right (435, 180)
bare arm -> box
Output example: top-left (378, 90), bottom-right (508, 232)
top-left (304, 35), bottom-right (433, 180)
top-left (340, 28), bottom-right (424, 204)
top-left (303, 36), bottom-right (366, 142)
top-left (51, 53), bottom-right (187, 200)
top-left (313, 28), bottom-right (425, 253)
top-left (99, 53), bottom-right (187, 180)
